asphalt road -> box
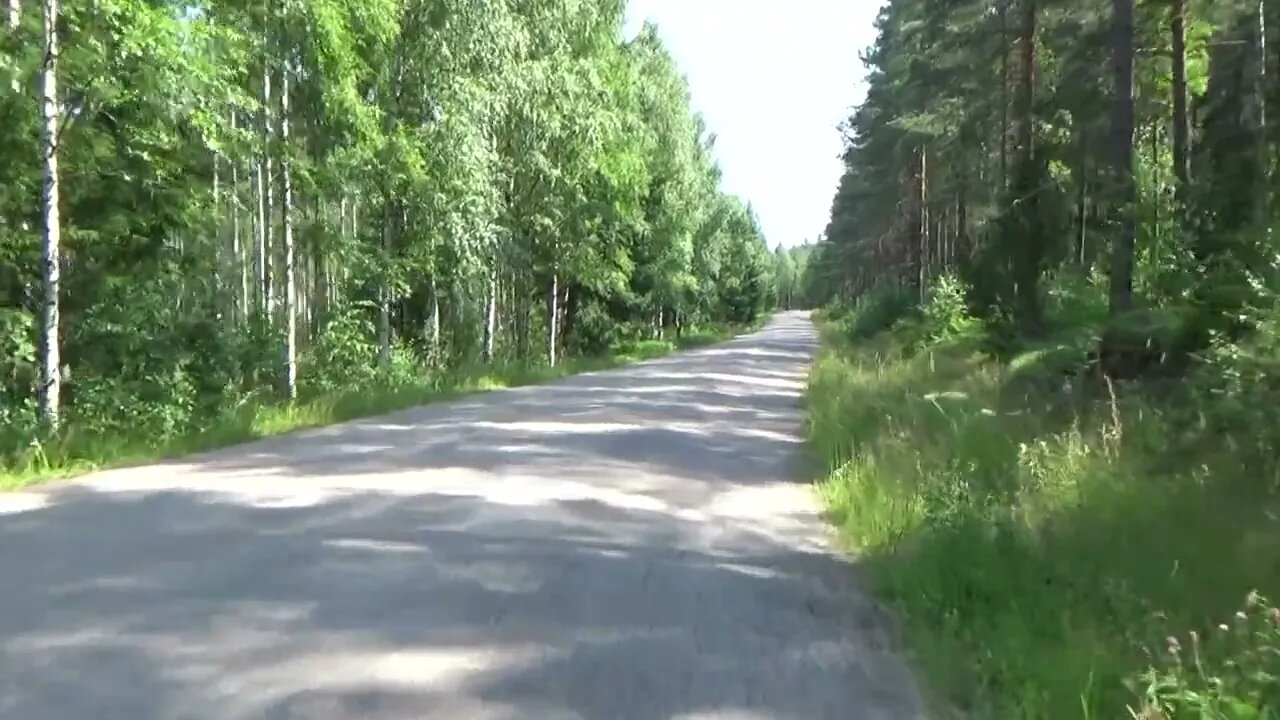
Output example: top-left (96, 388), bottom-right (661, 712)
top-left (0, 311), bottom-right (924, 720)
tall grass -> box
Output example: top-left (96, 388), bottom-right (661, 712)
top-left (807, 318), bottom-right (1280, 718)
top-left (1, 329), bottom-right (739, 491)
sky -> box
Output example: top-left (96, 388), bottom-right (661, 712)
top-left (623, 1), bottom-right (886, 249)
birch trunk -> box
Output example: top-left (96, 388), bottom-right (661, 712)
top-left (333, 196), bottom-right (346, 310)
top-left (9, 0), bottom-right (19, 92)
top-left (280, 66), bottom-right (297, 398)
top-left (258, 61), bottom-right (274, 322)
top-left (231, 112), bottom-right (244, 326)
top-left (482, 268), bottom-right (496, 363)
top-left (546, 273), bottom-right (558, 366)
top-left (378, 200), bottom-right (392, 369)
top-left (347, 199), bottom-right (358, 306)
top-left (254, 162), bottom-right (268, 321)
top-left (428, 278), bottom-right (440, 348)
top-left (214, 145), bottom-right (229, 324)
top-left (38, 0), bottom-right (59, 429)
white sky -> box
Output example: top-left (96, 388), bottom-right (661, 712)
top-left (624, 1), bottom-right (886, 249)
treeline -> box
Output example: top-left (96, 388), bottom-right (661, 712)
top-left (804, 0), bottom-right (1280, 716)
top-left (0, 0), bottom-right (777, 450)
top-left (772, 243), bottom-right (814, 311)
top-left (808, 0), bottom-right (1278, 356)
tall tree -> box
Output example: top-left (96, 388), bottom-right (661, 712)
top-left (1109, 0), bottom-right (1137, 315)
top-left (1171, 0), bottom-right (1191, 205)
top-left (279, 59), bottom-right (296, 398)
top-left (37, 0), bottom-right (59, 429)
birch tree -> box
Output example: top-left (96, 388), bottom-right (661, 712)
top-left (37, 0), bottom-right (59, 429)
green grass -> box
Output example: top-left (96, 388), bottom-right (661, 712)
top-left (806, 322), bottom-right (1280, 718)
top-left (1, 325), bottom-right (746, 492)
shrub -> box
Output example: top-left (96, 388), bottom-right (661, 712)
top-left (837, 285), bottom-right (918, 341)
top-left (899, 273), bottom-right (982, 349)
top-left (566, 298), bottom-right (618, 357)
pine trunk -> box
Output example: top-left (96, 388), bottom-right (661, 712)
top-left (38, 0), bottom-right (59, 429)
top-left (1109, 0), bottom-right (1137, 316)
top-left (1018, 0), bottom-right (1036, 154)
top-left (1011, 0), bottom-right (1044, 334)
top-left (1075, 126), bottom-right (1089, 268)
top-left (1000, 1), bottom-right (1010, 193)
top-left (1269, 0), bottom-right (1280, 202)
top-left (1171, 0), bottom-right (1191, 205)
top-left (910, 147), bottom-right (926, 299)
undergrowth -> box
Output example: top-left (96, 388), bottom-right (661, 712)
top-left (0, 326), bottom-right (739, 491)
top-left (807, 282), bottom-right (1280, 718)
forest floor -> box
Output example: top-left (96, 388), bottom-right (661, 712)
top-left (0, 312), bottom-right (924, 720)
top-left (1, 327), bottom-right (749, 492)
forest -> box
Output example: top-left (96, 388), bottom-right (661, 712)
top-left (802, 0), bottom-right (1280, 717)
top-left (0, 0), bottom-right (782, 483)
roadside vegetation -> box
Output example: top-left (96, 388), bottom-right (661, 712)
top-left (801, 0), bottom-right (1280, 716)
top-left (0, 323), bottom-right (747, 491)
top-left (807, 287), bottom-right (1280, 718)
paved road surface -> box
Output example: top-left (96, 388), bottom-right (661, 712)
top-left (0, 312), bottom-right (923, 720)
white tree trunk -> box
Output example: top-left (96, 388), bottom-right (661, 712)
top-left (231, 112), bottom-right (244, 326)
top-left (428, 279), bottom-right (440, 348)
top-left (333, 196), bottom-right (346, 309)
top-left (257, 61), bottom-right (274, 322)
top-left (213, 145), bottom-right (226, 323)
top-left (546, 273), bottom-right (558, 366)
top-left (347, 199), bottom-right (358, 306)
top-left (254, 164), bottom-right (268, 320)
top-left (378, 200), bottom-right (392, 370)
top-left (38, 0), bottom-right (59, 429)
top-left (8, 0), bottom-right (19, 92)
top-left (482, 269), bottom-right (496, 363)
top-left (279, 65), bottom-right (296, 399)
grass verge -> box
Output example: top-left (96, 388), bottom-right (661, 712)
top-left (1, 324), bottom-right (747, 492)
top-left (806, 320), bottom-right (1280, 718)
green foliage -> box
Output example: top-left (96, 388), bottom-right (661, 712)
top-left (565, 297), bottom-right (618, 357)
top-left (828, 285), bottom-right (917, 342)
top-left (901, 273), bottom-right (982, 349)
top-left (307, 306), bottom-right (384, 392)
top-left (807, 320), bottom-right (1280, 719)
top-left (1134, 593), bottom-right (1280, 719)
top-left (1, 0), bottom-right (786, 482)
top-left (0, 320), bottom-right (749, 490)
top-left (802, 0), bottom-right (1280, 715)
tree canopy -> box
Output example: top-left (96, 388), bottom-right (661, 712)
top-left (806, 0), bottom-right (1279, 361)
top-left (0, 0), bottom-right (778, 445)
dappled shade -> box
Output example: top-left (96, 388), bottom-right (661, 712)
top-left (0, 314), bottom-right (922, 720)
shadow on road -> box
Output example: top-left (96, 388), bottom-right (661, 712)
top-left (0, 313), bottom-right (923, 720)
